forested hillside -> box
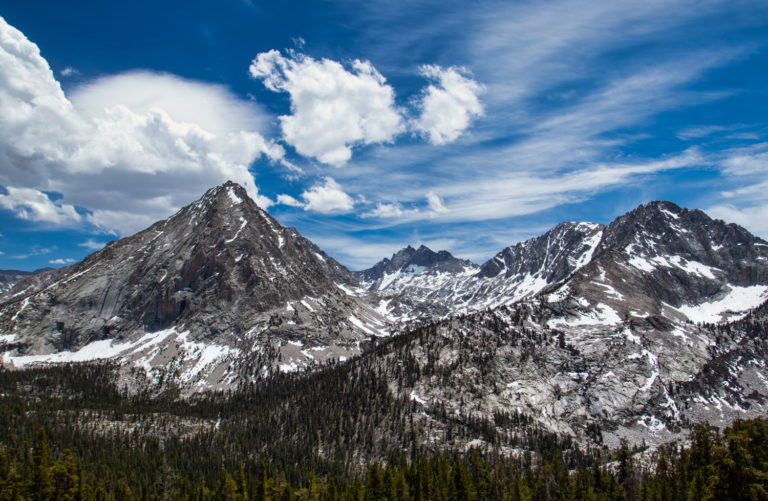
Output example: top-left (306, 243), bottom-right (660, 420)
top-left (1, 357), bottom-right (767, 499)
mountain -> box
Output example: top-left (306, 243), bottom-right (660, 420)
top-left (0, 270), bottom-right (34, 296)
top-left (365, 221), bottom-right (604, 325)
top-left (358, 201), bottom-right (768, 450)
top-left (0, 182), bottom-right (386, 393)
top-left (546, 201), bottom-right (768, 326)
top-left (2, 192), bottom-right (768, 453)
top-left (0, 268), bottom-right (54, 297)
top-left (357, 244), bottom-right (474, 287)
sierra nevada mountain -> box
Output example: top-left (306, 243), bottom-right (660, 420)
top-left (0, 182), bottom-right (386, 394)
top-left (1, 185), bottom-right (768, 452)
top-left (353, 201), bottom-right (768, 451)
top-left (361, 221), bottom-right (605, 325)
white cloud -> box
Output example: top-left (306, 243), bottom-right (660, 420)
top-left (60, 67), bottom-right (79, 77)
top-left (676, 125), bottom-right (728, 140)
top-left (363, 148), bottom-right (703, 226)
top-left (361, 202), bottom-right (418, 219)
top-left (78, 238), bottom-right (110, 250)
top-left (360, 192), bottom-right (451, 221)
top-left (428, 149), bottom-right (704, 223)
top-left (706, 203), bottom-right (768, 240)
top-left (250, 50), bottom-right (404, 166)
top-left (275, 193), bottom-right (304, 207)
top-left (70, 71), bottom-right (271, 136)
top-left (414, 65), bottom-right (484, 145)
top-left (706, 143), bottom-right (768, 239)
top-left (0, 187), bottom-right (81, 224)
top-left (300, 177), bottom-right (355, 214)
top-left (49, 258), bottom-right (76, 265)
top-left (328, 0), bottom-right (747, 236)
top-left (426, 191), bottom-right (448, 214)
top-left (0, 17), bottom-right (283, 236)
top-left (720, 145), bottom-right (768, 176)
top-left (13, 246), bottom-right (55, 259)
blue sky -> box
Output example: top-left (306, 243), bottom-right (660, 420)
top-left (0, 0), bottom-right (767, 271)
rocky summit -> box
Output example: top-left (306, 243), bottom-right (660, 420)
top-left (0, 182), bottom-right (386, 394)
top-left (1, 186), bottom-right (767, 452)
top-left (363, 221), bottom-right (605, 326)
top-left (334, 201), bottom-right (768, 451)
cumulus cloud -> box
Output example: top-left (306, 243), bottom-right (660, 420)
top-left (0, 17), bottom-right (283, 236)
top-left (250, 50), bottom-right (404, 166)
top-left (300, 177), bottom-right (355, 214)
top-left (275, 193), bottom-right (304, 207)
top-left (0, 187), bottom-right (81, 224)
top-left (49, 258), bottom-right (76, 265)
top-left (413, 65), bottom-right (484, 145)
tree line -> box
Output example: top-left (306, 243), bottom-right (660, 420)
top-left (1, 417), bottom-right (767, 500)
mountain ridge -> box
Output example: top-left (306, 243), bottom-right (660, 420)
top-left (0, 181), bottom-right (386, 393)
top-left (2, 184), bottom-right (768, 452)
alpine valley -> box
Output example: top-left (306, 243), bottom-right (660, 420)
top-left (2, 181), bottom-right (768, 460)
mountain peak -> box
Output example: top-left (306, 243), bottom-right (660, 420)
top-left (0, 182), bottom-right (384, 392)
top-left (193, 181), bottom-right (251, 211)
top-left (479, 220), bottom-right (605, 279)
top-left (357, 244), bottom-right (468, 286)
top-left (598, 199), bottom-right (765, 261)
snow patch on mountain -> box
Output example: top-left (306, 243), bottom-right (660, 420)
top-left (227, 186), bottom-right (243, 205)
top-left (548, 303), bottom-right (622, 328)
top-left (676, 285), bottom-right (768, 323)
top-left (2, 327), bottom-right (239, 390)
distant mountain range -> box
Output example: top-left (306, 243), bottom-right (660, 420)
top-left (2, 181), bottom-right (767, 451)
top-left (0, 268), bottom-right (52, 296)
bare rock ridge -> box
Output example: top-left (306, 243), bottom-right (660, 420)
top-left (550, 200), bottom-right (768, 326)
top-left (352, 201), bottom-right (768, 451)
top-left (0, 181), bottom-right (386, 392)
top-left (364, 221), bottom-right (605, 324)
top-left (357, 244), bottom-right (471, 286)
top-left (479, 221), bottom-right (604, 280)
top-left (1, 186), bottom-right (768, 453)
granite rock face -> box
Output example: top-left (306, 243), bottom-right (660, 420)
top-left (355, 202), bottom-right (768, 452)
top-left (0, 182), bottom-right (386, 393)
top-left (362, 222), bottom-right (605, 326)
top-left (2, 191), bottom-right (768, 453)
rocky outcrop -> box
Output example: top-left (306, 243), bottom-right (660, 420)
top-left (0, 182), bottom-right (386, 393)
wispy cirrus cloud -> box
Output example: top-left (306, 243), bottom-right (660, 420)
top-left (336, 1), bottom-right (754, 238)
top-left (705, 142), bottom-right (768, 238)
